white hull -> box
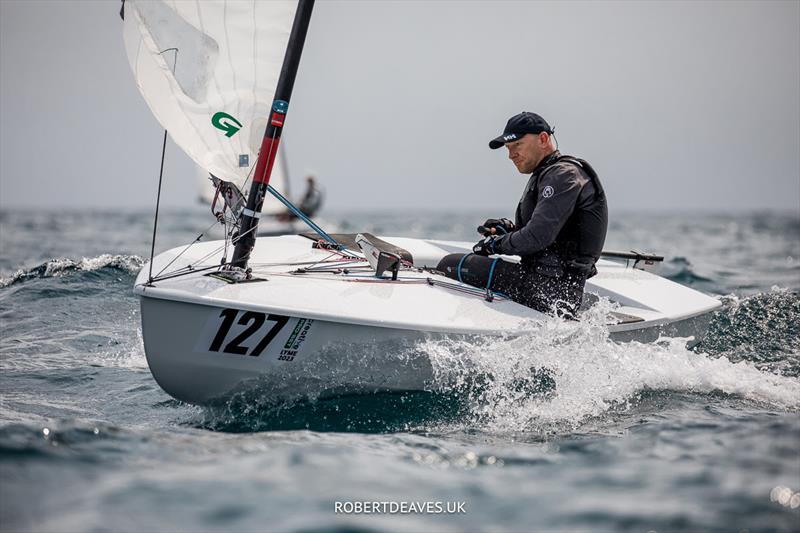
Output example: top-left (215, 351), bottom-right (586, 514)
top-left (135, 235), bottom-right (721, 405)
top-left (140, 297), bottom-right (441, 404)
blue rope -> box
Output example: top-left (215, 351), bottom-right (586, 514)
top-left (486, 257), bottom-right (499, 291)
top-left (266, 184), bottom-right (340, 247)
top-left (456, 253), bottom-right (472, 283)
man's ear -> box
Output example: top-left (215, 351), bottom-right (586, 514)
top-left (538, 131), bottom-right (550, 145)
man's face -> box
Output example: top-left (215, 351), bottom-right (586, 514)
top-left (505, 133), bottom-right (550, 174)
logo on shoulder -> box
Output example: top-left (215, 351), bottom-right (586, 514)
top-left (542, 185), bottom-right (554, 198)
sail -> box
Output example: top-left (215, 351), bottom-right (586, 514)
top-left (123, 0), bottom-right (297, 191)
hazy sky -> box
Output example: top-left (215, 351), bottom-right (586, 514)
top-left (1, 0), bottom-right (798, 212)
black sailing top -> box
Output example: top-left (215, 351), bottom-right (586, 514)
top-left (492, 150), bottom-right (608, 271)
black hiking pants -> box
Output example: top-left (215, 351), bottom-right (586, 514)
top-left (436, 253), bottom-right (588, 318)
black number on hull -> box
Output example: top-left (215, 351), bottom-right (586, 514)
top-left (251, 314), bottom-right (290, 356)
top-left (209, 308), bottom-right (238, 352)
top-left (209, 308), bottom-right (290, 356)
top-left (224, 311), bottom-right (265, 355)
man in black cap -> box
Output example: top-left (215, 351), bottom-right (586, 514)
top-left (436, 112), bottom-right (608, 318)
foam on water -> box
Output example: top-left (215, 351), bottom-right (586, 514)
top-left (423, 298), bottom-right (800, 433)
top-left (0, 254), bottom-right (144, 288)
top-left (86, 325), bottom-right (149, 371)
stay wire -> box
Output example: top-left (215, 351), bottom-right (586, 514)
top-left (152, 218), bottom-right (219, 279)
top-left (147, 47), bottom-right (179, 285)
top-left (154, 175), bottom-right (262, 281)
top-left (157, 210), bottom-right (277, 281)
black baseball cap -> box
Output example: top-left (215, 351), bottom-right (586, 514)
top-left (488, 112), bottom-right (554, 149)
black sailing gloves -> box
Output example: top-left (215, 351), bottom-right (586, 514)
top-left (473, 218), bottom-right (514, 256)
top-left (478, 218), bottom-right (516, 236)
top-left (473, 235), bottom-right (500, 256)
top-left (472, 217), bottom-right (515, 255)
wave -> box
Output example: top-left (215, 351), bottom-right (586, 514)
top-left (697, 287), bottom-right (800, 377)
top-left (0, 254), bottom-right (144, 288)
top-left (0, 420), bottom-right (121, 461)
top-left (661, 256), bottom-right (714, 285)
top-left (0, 254), bottom-right (148, 374)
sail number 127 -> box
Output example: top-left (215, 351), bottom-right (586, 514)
top-left (208, 308), bottom-right (289, 356)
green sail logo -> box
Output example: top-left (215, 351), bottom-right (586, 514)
top-left (212, 112), bottom-right (243, 138)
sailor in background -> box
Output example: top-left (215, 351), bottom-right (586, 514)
top-left (279, 175), bottom-right (324, 221)
top-left (437, 112), bottom-right (608, 318)
top-left (298, 175), bottom-right (323, 217)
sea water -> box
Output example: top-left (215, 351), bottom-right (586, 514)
top-left (1, 208), bottom-right (798, 532)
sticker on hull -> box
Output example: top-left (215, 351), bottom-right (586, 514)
top-left (195, 308), bottom-right (302, 358)
top-left (276, 318), bottom-right (314, 362)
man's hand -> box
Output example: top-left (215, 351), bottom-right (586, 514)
top-left (478, 218), bottom-right (516, 236)
top-left (472, 235), bottom-right (499, 256)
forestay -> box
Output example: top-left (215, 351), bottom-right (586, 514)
top-left (123, 0), bottom-right (296, 212)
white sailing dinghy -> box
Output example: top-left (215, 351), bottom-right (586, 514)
top-left (123, 0), bottom-right (721, 405)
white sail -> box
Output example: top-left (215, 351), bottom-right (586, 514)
top-left (123, 0), bottom-right (297, 191)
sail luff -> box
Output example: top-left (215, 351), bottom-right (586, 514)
top-left (231, 0), bottom-right (315, 269)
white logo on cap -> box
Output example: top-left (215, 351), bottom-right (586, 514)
top-left (542, 185), bottom-right (554, 198)
top-left (503, 134), bottom-right (517, 141)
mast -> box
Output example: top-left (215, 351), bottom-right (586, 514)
top-left (230, 0), bottom-right (315, 269)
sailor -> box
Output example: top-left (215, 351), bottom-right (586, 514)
top-left (298, 175), bottom-right (323, 217)
top-left (437, 112), bottom-right (608, 318)
top-left (279, 174), bottom-right (324, 221)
